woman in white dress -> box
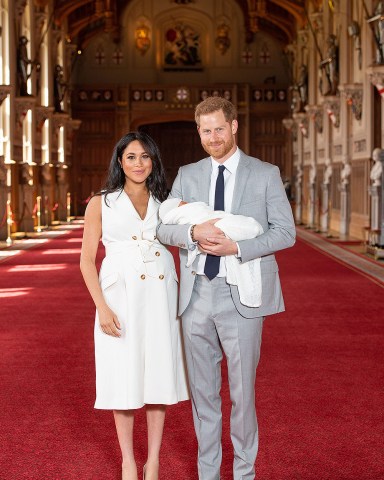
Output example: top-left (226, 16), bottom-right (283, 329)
top-left (80, 132), bottom-right (189, 480)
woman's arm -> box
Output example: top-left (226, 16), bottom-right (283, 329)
top-left (80, 196), bottom-right (121, 337)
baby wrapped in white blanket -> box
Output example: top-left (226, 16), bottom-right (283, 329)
top-left (159, 198), bottom-right (264, 307)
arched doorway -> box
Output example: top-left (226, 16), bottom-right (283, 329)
top-left (139, 121), bottom-right (206, 189)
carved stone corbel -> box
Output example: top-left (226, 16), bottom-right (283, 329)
top-left (282, 118), bottom-right (294, 131)
top-left (305, 104), bottom-right (324, 134)
top-left (297, 29), bottom-right (309, 48)
top-left (293, 112), bottom-right (309, 138)
top-left (0, 85), bottom-right (12, 106)
top-left (323, 96), bottom-right (340, 128)
top-left (340, 83), bottom-right (363, 121)
top-left (309, 11), bottom-right (323, 34)
top-left (35, 106), bottom-right (54, 132)
top-left (367, 65), bottom-right (384, 99)
top-left (51, 112), bottom-right (69, 131)
top-left (34, 12), bottom-right (47, 42)
top-left (15, 97), bottom-right (36, 128)
top-left (16, 0), bottom-right (28, 17)
top-left (282, 117), bottom-right (298, 141)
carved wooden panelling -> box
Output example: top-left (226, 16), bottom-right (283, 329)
top-left (331, 164), bottom-right (341, 210)
top-left (72, 111), bottom-right (116, 211)
top-left (250, 114), bottom-right (287, 177)
top-left (139, 122), bottom-right (206, 190)
top-left (351, 161), bottom-right (368, 215)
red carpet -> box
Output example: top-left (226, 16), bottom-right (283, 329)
top-left (0, 227), bottom-right (383, 480)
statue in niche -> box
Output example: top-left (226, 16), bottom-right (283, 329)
top-left (297, 64), bottom-right (308, 109)
top-left (53, 64), bottom-right (66, 112)
top-left (319, 34), bottom-right (339, 96)
top-left (290, 64), bottom-right (308, 113)
top-left (340, 155), bottom-right (351, 186)
top-left (372, 1), bottom-right (384, 64)
top-left (323, 158), bottom-right (333, 185)
top-left (20, 163), bottom-right (33, 186)
top-left (57, 166), bottom-right (66, 184)
top-left (370, 148), bottom-right (383, 186)
top-left (17, 36), bottom-right (32, 96)
top-left (41, 163), bottom-right (51, 185)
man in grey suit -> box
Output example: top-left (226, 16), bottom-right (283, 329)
top-left (157, 97), bottom-right (295, 480)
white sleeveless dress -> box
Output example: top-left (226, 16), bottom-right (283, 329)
top-left (94, 190), bottom-right (189, 409)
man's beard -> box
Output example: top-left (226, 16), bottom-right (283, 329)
top-left (202, 136), bottom-right (234, 159)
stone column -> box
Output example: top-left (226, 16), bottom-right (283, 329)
top-left (339, 184), bottom-right (350, 236)
top-left (294, 164), bottom-right (303, 224)
top-left (308, 181), bottom-right (316, 228)
top-left (369, 185), bottom-right (381, 232)
top-left (339, 155), bottom-right (351, 236)
top-left (320, 183), bottom-right (330, 233)
top-left (18, 162), bottom-right (35, 233)
top-left (320, 158), bottom-right (332, 234)
top-left (0, 162), bottom-right (8, 240)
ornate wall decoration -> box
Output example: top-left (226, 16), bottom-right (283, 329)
top-left (342, 84), bottom-right (363, 121)
top-left (113, 47), bottom-right (123, 65)
top-left (0, 86), bottom-right (11, 106)
top-left (35, 106), bottom-right (53, 132)
top-left (305, 105), bottom-right (323, 134)
top-left (323, 97), bottom-right (340, 128)
top-left (15, 97), bottom-right (36, 129)
top-left (215, 24), bottom-right (231, 55)
top-left (258, 42), bottom-right (271, 64)
top-left (135, 25), bottom-right (151, 55)
top-left (241, 48), bottom-right (253, 64)
top-left (94, 45), bottom-right (106, 65)
top-left (16, 0), bottom-right (27, 17)
top-left (293, 113), bottom-right (309, 138)
top-left (367, 66), bottom-right (384, 99)
top-left (164, 23), bottom-right (202, 71)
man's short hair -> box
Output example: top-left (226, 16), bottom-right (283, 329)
top-left (195, 97), bottom-right (237, 126)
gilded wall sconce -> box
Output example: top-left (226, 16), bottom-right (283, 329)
top-left (135, 25), bottom-right (151, 55)
top-left (215, 24), bottom-right (230, 55)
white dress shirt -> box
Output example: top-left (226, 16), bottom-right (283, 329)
top-left (195, 147), bottom-right (240, 276)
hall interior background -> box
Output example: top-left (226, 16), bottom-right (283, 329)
top-left (1, 0), bottom-right (384, 242)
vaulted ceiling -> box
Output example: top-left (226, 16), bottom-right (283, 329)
top-left (53, 0), bottom-right (307, 48)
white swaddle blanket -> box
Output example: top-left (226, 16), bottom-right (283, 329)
top-left (159, 198), bottom-right (264, 307)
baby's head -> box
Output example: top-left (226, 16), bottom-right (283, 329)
top-left (179, 200), bottom-right (188, 206)
top-left (159, 197), bottom-right (185, 221)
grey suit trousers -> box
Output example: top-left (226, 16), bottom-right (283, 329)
top-left (182, 275), bottom-right (264, 480)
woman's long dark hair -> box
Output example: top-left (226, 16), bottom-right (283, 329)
top-left (100, 131), bottom-right (168, 203)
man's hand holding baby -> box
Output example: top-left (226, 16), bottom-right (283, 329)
top-left (193, 220), bottom-right (238, 256)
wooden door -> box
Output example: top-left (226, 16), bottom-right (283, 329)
top-left (139, 121), bottom-right (206, 189)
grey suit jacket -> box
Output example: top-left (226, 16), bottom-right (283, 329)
top-left (157, 150), bottom-right (296, 318)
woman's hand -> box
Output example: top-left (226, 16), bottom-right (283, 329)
top-left (97, 304), bottom-right (122, 337)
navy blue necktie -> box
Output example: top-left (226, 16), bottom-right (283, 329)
top-left (204, 165), bottom-right (225, 280)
